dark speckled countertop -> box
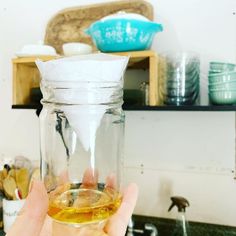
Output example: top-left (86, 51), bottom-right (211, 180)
top-left (129, 215), bottom-right (236, 236)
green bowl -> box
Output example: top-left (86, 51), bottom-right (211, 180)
top-left (208, 71), bottom-right (236, 83)
top-left (209, 90), bottom-right (236, 105)
top-left (208, 70), bottom-right (221, 76)
top-left (208, 80), bottom-right (236, 90)
top-left (209, 62), bottom-right (236, 73)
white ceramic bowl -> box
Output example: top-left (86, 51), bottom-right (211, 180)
top-left (16, 44), bottom-right (57, 57)
top-left (62, 42), bottom-right (92, 56)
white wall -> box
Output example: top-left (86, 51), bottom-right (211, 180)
top-left (124, 112), bottom-right (236, 226)
top-left (0, 0), bottom-right (236, 227)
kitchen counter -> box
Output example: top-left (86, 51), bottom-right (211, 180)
top-left (1, 215), bottom-right (236, 236)
top-left (129, 215), bottom-right (236, 236)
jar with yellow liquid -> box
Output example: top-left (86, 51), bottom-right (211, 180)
top-left (37, 54), bottom-right (129, 227)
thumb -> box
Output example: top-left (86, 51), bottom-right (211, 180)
top-left (6, 180), bottom-right (48, 236)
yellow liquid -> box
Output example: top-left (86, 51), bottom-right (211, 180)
top-left (48, 186), bottom-right (121, 225)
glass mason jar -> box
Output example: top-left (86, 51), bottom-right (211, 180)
top-left (39, 79), bottom-right (125, 227)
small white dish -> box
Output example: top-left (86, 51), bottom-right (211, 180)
top-left (15, 44), bottom-right (57, 57)
top-left (62, 42), bottom-right (92, 56)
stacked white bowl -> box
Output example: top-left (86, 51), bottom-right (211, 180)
top-left (208, 62), bottom-right (236, 105)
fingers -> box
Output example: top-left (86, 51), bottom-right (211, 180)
top-left (78, 227), bottom-right (108, 236)
top-left (82, 169), bottom-right (117, 191)
top-left (39, 215), bottom-right (52, 236)
top-left (81, 168), bottom-right (98, 188)
top-left (57, 168), bottom-right (117, 191)
top-left (58, 170), bottom-right (69, 185)
top-left (48, 183), bottom-right (70, 200)
top-left (105, 173), bottom-right (116, 189)
top-left (6, 180), bottom-right (49, 236)
top-left (104, 183), bottom-right (138, 236)
top-left (52, 221), bottom-right (107, 236)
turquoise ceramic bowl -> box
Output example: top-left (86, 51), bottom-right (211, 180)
top-left (85, 19), bottom-right (163, 52)
top-left (209, 90), bottom-right (236, 104)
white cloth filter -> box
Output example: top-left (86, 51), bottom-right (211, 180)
top-left (36, 53), bottom-right (128, 82)
top-left (63, 106), bottom-right (105, 152)
top-left (36, 53), bottom-right (129, 151)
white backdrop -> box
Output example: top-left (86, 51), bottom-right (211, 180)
top-left (0, 0), bottom-right (236, 226)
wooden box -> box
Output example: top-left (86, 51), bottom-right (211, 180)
top-left (12, 56), bottom-right (58, 106)
top-left (112, 50), bottom-right (159, 106)
top-left (12, 50), bottom-right (159, 107)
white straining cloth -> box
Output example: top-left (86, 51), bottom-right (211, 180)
top-left (36, 53), bottom-right (129, 151)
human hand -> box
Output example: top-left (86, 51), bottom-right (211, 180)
top-left (6, 180), bottom-right (138, 236)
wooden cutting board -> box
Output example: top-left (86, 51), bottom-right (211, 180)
top-left (44, 0), bottom-right (153, 54)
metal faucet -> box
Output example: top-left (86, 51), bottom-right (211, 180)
top-left (145, 223), bottom-right (158, 236)
top-left (127, 218), bottom-right (158, 236)
top-left (127, 218), bottom-right (144, 236)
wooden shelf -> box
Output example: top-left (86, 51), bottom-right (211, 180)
top-left (12, 51), bottom-right (158, 107)
top-left (12, 104), bottom-right (236, 112)
top-left (12, 55), bottom-right (60, 64)
top-left (12, 56), bottom-right (58, 105)
top-left (111, 50), bottom-right (158, 105)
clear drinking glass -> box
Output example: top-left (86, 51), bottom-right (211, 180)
top-left (39, 79), bottom-right (125, 227)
